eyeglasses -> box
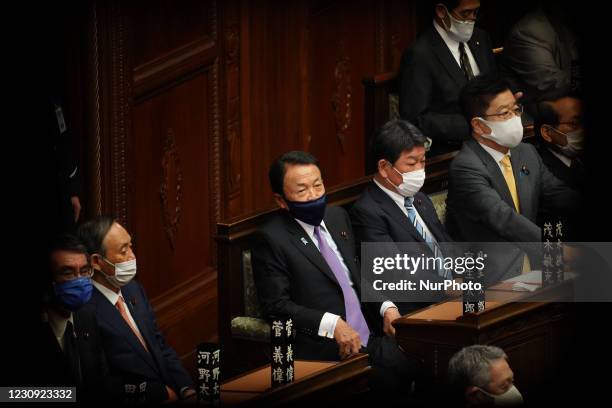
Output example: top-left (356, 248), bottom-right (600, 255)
top-left (482, 104), bottom-right (523, 121)
top-left (55, 265), bottom-right (94, 282)
top-left (450, 7), bottom-right (482, 22)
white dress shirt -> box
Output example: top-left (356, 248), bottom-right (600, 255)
top-left (433, 20), bottom-right (481, 76)
top-left (92, 280), bottom-right (145, 339)
top-left (478, 141), bottom-right (511, 173)
top-left (45, 308), bottom-right (74, 351)
top-left (548, 147), bottom-right (572, 168)
top-left (374, 179), bottom-right (438, 245)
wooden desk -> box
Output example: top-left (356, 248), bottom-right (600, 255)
top-left (393, 281), bottom-right (577, 403)
top-left (220, 354), bottom-right (371, 406)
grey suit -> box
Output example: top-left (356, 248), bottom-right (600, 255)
top-left (445, 139), bottom-right (579, 283)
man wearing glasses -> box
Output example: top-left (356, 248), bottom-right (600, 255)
top-left (399, 0), bottom-right (497, 156)
top-left (445, 76), bottom-right (580, 283)
top-left (35, 234), bottom-right (118, 402)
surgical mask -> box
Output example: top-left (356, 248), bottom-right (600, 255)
top-left (286, 194), bottom-right (327, 226)
top-left (101, 257), bottom-right (137, 287)
top-left (53, 277), bottom-right (93, 311)
top-left (442, 6), bottom-right (475, 43)
top-left (477, 116), bottom-right (524, 148)
top-left (479, 385), bottom-right (524, 406)
top-left (388, 166), bottom-right (425, 197)
top-left (552, 127), bottom-right (585, 159)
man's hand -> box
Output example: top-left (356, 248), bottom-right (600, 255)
top-left (383, 307), bottom-right (401, 337)
top-left (163, 386), bottom-right (178, 403)
top-left (180, 387), bottom-right (197, 401)
top-left (70, 196), bottom-right (82, 223)
top-left (333, 318), bottom-right (362, 359)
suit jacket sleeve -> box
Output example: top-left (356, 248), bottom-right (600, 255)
top-left (398, 47), bottom-right (470, 144)
top-left (252, 231), bottom-right (326, 335)
top-left (136, 283), bottom-right (194, 392)
top-left (450, 158), bottom-right (541, 242)
top-left (503, 20), bottom-right (571, 99)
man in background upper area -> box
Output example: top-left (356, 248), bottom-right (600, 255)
top-left (399, 0), bottom-right (497, 155)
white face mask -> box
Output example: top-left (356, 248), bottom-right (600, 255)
top-left (101, 257), bottom-right (137, 288)
top-left (477, 115), bottom-right (524, 148)
top-left (552, 127), bottom-right (584, 159)
top-left (388, 166), bottom-right (426, 197)
top-left (442, 6), bottom-right (475, 43)
top-left (479, 385), bottom-right (524, 406)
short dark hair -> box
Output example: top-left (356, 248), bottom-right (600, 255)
top-left (77, 215), bottom-right (116, 256)
top-left (432, 0), bottom-right (461, 12)
top-left (534, 100), bottom-right (560, 139)
top-left (48, 234), bottom-right (89, 277)
top-left (459, 75), bottom-right (512, 121)
top-left (371, 119), bottom-right (427, 168)
top-left (268, 151), bottom-right (320, 197)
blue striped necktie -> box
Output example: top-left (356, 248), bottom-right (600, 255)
top-left (404, 197), bottom-right (451, 279)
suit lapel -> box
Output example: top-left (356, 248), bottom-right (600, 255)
top-left (284, 214), bottom-right (341, 287)
top-left (413, 194), bottom-right (447, 242)
top-left (370, 183), bottom-right (426, 243)
top-left (510, 146), bottom-right (532, 219)
top-left (466, 140), bottom-right (517, 210)
top-left (429, 27), bottom-right (468, 88)
top-left (468, 33), bottom-right (487, 73)
top-left (90, 287), bottom-right (159, 374)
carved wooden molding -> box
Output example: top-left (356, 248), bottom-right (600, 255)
top-left (108, 0), bottom-right (132, 227)
top-left (209, 0), bottom-right (223, 244)
top-left (133, 36), bottom-right (217, 100)
top-left (88, 0), bottom-right (103, 215)
top-left (331, 39), bottom-right (352, 153)
top-left (159, 128), bottom-right (183, 250)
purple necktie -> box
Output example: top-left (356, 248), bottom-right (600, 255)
top-left (313, 226), bottom-right (370, 346)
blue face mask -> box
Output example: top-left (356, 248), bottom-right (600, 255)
top-left (286, 194), bottom-right (327, 226)
top-left (53, 277), bottom-right (93, 311)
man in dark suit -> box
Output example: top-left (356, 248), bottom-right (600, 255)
top-left (252, 151), bottom-right (416, 396)
top-left (34, 234), bottom-right (119, 403)
top-left (446, 76), bottom-right (580, 282)
top-left (399, 0), bottom-right (497, 155)
top-left (535, 95), bottom-right (585, 241)
top-left (351, 120), bottom-right (452, 314)
top-left (77, 216), bottom-right (196, 404)
top-left (535, 96), bottom-right (584, 191)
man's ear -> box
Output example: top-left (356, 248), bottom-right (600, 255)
top-left (435, 4), bottom-right (448, 22)
top-left (465, 386), bottom-right (485, 405)
top-left (472, 117), bottom-right (489, 136)
top-left (377, 159), bottom-right (390, 178)
top-left (540, 125), bottom-right (554, 143)
top-left (274, 193), bottom-right (288, 210)
top-left (91, 253), bottom-right (103, 272)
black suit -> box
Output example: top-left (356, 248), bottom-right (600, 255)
top-left (33, 306), bottom-right (120, 404)
top-left (536, 144), bottom-right (585, 241)
top-left (399, 25), bottom-right (497, 155)
top-left (350, 183), bottom-right (450, 313)
top-left (252, 206), bottom-right (417, 393)
top-left (89, 281), bottom-right (194, 404)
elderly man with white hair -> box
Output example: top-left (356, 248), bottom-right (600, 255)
top-left (448, 345), bottom-right (523, 406)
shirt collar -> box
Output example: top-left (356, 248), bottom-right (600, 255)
top-left (478, 141), bottom-right (511, 164)
top-left (46, 308), bottom-right (74, 340)
top-left (547, 147), bottom-right (572, 167)
top-left (294, 218), bottom-right (328, 240)
top-left (92, 279), bottom-right (123, 306)
top-left (433, 18), bottom-right (461, 50)
top-left (373, 178), bottom-right (409, 208)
